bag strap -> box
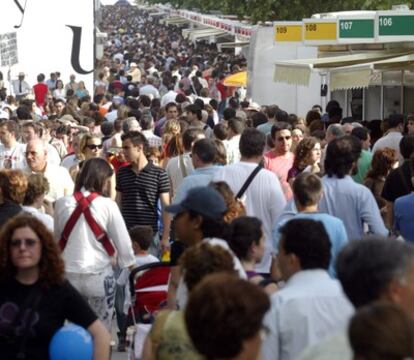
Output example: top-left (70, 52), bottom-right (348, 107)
top-left (179, 155), bottom-right (188, 178)
top-left (236, 163), bottom-right (262, 200)
top-left (59, 192), bottom-right (115, 256)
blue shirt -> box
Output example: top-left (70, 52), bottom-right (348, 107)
top-left (319, 175), bottom-right (388, 240)
top-left (173, 166), bottom-right (219, 204)
top-left (257, 122), bottom-right (274, 135)
top-left (277, 175), bottom-right (388, 241)
top-left (273, 212), bottom-right (348, 277)
top-left (394, 193), bottom-right (414, 243)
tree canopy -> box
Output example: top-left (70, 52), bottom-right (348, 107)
top-left (142, 0), bottom-right (413, 24)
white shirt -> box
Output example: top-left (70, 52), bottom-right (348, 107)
top-left (105, 109), bottom-right (118, 123)
top-left (54, 190), bottom-right (135, 274)
top-left (223, 135), bottom-right (241, 164)
top-left (12, 79), bottom-right (31, 96)
top-left (161, 90), bottom-right (178, 108)
top-left (166, 153), bottom-right (194, 196)
top-left (372, 131), bottom-right (403, 162)
top-left (142, 129), bottom-right (162, 148)
top-left (213, 161), bottom-right (286, 272)
top-left (262, 270), bottom-right (354, 360)
top-left (22, 205), bottom-right (54, 232)
top-left (25, 163), bottom-right (74, 201)
top-left (0, 142), bottom-right (26, 169)
top-left (139, 84), bottom-right (160, 99)
top-left (61, 153), bottom-right (81, 170)
top-left (299, 332), bottom-right (352, 360)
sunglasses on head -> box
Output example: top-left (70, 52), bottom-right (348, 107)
top-left (10, 238), bottom-right (39, 248)
top-left (86, 144), bottom-right (103, 150)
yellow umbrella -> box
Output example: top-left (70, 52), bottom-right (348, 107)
top-left (223, 71), bottom-right (247, 87)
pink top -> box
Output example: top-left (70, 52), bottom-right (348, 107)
top-left (264, 151), bottom-right (294, 200)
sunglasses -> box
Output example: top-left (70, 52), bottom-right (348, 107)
top-left (277, 136), bottom-right (291, 142)
top-left (86, 144), bottom-right (103, 150)
top-left (10, 238), bottom-right (39, 248)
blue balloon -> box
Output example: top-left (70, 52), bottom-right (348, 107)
top-left (49, 324), bottom-right (93, 360)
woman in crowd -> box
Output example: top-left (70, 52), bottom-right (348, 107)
top-left (287, 136), bottom-right (321, 183)
top-left (0, 215), bottom-right (111, 360)
top-left (69, 133), bottom-right (103, 180)
top-left (54, 158), bottom-right (136, 331)
top-left (75, 80), bottom-right (89, 98)
top-left (229, 216), bottom-right (278, 294)
top-left (349, 302), bottom-right (414, 360)
top-left (52, 79), bottom-right (65, 100)
top-left (364, 147), bottom-right (397, 226)
top-left (0, 169), bottom-right (28, 227)
top-left (142, 242), bottom-right (236, 359)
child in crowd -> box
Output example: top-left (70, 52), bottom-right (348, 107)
top-left (116, 225), bottom-right (159, 351)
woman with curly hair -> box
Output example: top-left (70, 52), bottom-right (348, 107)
top-left (0, 215), bottom-right (110, 360)
top-left (364, 147), bottom-right (397, 220)
top-left (0, 169), bottom-right (28, 227)
top-left (287, 136), bottom-right (321, 183)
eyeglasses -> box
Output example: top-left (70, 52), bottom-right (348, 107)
top-left (276, 136), bottom-right (291, 142)
top-left (86, 144), bottom-right (103, 150)
top-left (10, 238), bottom-right (39, 248)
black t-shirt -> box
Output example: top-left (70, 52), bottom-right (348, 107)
top-left (382, 161), bottom-right (413, 202)
top-left (0, 278), bottom-right (97, 360)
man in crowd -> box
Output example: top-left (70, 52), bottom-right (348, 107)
top-left (24, 139), bottom-right (74, 201)
top-left (12, 72), bottom-right (31, 100)
top-left (214, 128), bottom-right (286, 274)
top-left (116, 131), bottom-right (171, 256)
top-left (300, 238), bottom-right (414, 359)
top-left (154, 102), bottom-right (179, 137)
top-left (140, 110), bottom-right (162, 149)
top-left (372, 113), bottom-right (404, 161)
top-left (0, 120), bottom-right (27, 169)
top-left (21, 122), bottom-right (61, 165)
top-left (264, 122), bottom-right (294, 200)
top-left (263, 219), bottom-right (353, 360)
top-left (321, 135), bottom-right (388, 240)
top-left (174, 138), bottom-right (218, 204)
top-left (273, 172), bottom-right (348, 277)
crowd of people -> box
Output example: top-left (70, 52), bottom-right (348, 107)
top-left (1, 2), bottom-right (414, 360)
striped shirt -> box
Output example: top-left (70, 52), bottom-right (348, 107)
top-left (116, 162), bottom-right (169, 231)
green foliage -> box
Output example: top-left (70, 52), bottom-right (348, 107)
top-left (140, 0), bottom-right (414, 23)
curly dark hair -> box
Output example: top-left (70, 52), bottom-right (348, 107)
top-left (365, 147), bottom-right (396, 179)
top-left (185, 273), bottom-right (270, 359)
top-left (292, 136), bottom-right (320, 171)
top-left (179, 242), bottom-right (236, 292)
top-left (0, 215), bottom-right (65, 287)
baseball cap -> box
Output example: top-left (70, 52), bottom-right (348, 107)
top-left (166, 186), bottom-right (227, 220)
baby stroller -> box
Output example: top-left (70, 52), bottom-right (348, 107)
top-left (126, 262), bottom-right (171, 359)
